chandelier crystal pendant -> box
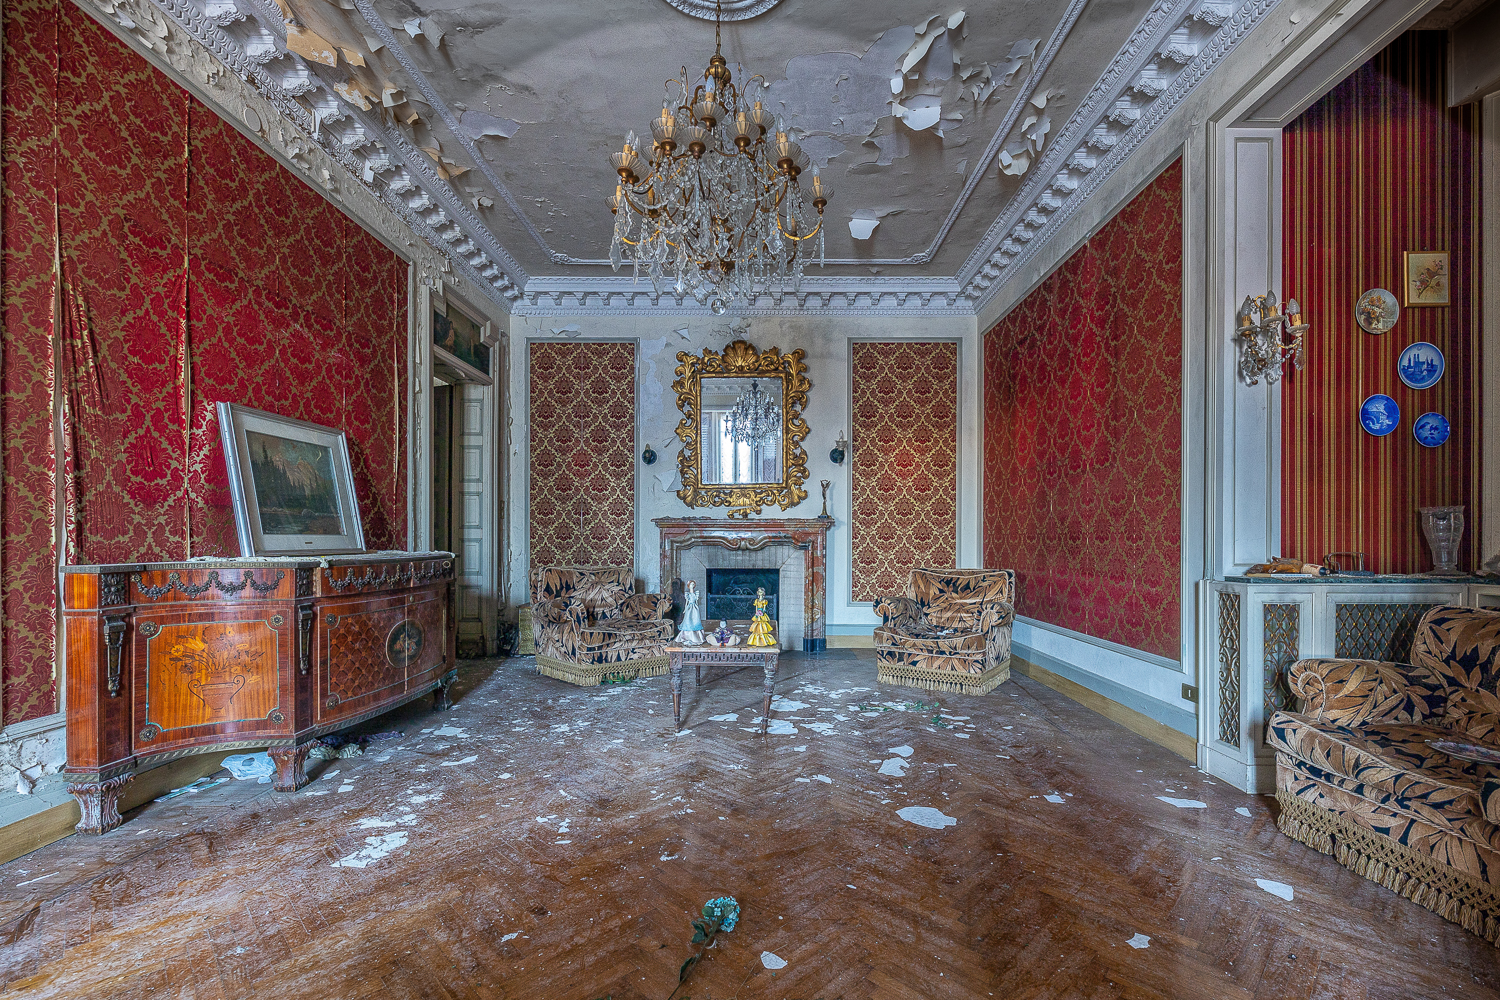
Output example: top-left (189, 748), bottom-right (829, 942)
top-left (725, 380), bottom-right (781, 446)
top-left (606, 1), bottom-right (832, 313)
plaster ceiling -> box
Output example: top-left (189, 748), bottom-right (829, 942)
top-left (119, 0), bottom-right (1273, 311)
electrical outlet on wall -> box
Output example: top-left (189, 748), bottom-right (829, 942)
top-left (1182, 684), bottom-right (1198, 702)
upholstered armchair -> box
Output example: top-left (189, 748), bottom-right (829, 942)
top-left (873, 568), bottom-right (1016, 696)
top-left (1267, 605), bottom-right (1500, 945)
top-left (529, 566), bottom-right (674, 686)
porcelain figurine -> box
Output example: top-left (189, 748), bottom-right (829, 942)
top-left (706, 619), bottom-right (739, 647)
top-left (675, 580), bottom-right (705, 645)
top-left (746, 587), bottom-right (776, 647)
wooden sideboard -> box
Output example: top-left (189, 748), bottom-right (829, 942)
top-left (62, 552), bottom-right (456, 834)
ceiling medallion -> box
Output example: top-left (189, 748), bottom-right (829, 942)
top-left (608, 1), bottom-right (831, 313)
top-left (658, 0), bottom-right (786, 21)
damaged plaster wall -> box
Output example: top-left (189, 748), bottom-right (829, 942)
top-left (503, 311), bottom-right (980, 634)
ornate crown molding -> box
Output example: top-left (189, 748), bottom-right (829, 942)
top-left (961, 0), bottom-right (1273, 311)
top-left (515, 276), bottom-right (973, 317)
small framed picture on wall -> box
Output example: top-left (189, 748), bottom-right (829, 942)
top-left (1403, 251), bottom-right (1449, 306)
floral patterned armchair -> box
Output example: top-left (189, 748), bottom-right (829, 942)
top-left (873, 568), bottom-right (1015, 696)
top-left (1267, 605), bottom-right (1500, 945)
top-left (529, 566), bottom-right (673, 686)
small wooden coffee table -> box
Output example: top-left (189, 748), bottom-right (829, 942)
top-left (665, 624), bottom-right (780, 733)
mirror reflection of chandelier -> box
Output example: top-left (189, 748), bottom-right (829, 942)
top-left (725, 381), bottom-right (780, 447)
top-left (606, 0), bottom-right (832, 314)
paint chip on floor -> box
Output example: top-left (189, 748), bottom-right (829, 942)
top-left (441, 755), bottom-right (479, 766)
top-left (708, 713), bottom-right (739, 722)
top-left (812, 774), bottom-right (832, 783)
top-left (1256, 878), bottom-right (1294, 901)
top-left (1044, 794), bottom-right (1065, 804)
top-left (1127, 933), bottom-right (1150, 949)
top-left (1236, 806), bottom-right (1252, 817)
top-left (500, 932), bottom-right (519, 942)
top-left (896, 806), bottom-right (957, 829)
top-left (878, 758), bottom-right (910, 776)
top-left (1155, 796), bottom-right (1208, 809)
top-left (761, 951), bottom-right (788, 970)
top-left (888, 745), bottom-right (913, 757)
top-left (332, 832), bottom-right (408, 868)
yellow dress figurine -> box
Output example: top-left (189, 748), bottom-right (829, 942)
top-left (747, 587), bottom-right (776, 647)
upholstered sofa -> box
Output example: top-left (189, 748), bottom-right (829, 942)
top-left (1267, 605), bottom-right (1500, 945)
top-left (529, 565), bottom-right (673, 686)
top-left (873, 568), bottom-right (1016, 696)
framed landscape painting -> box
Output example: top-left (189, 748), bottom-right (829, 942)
top-left (217, 402), bottom-right (365, 557)
top-left (1403, 251), bottom-right (1449, 306)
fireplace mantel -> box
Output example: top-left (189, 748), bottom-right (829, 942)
top-left (653, 517), bottom-right (833, 653)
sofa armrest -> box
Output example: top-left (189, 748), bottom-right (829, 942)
top-left (1289, 657), bottom-right (1447, 726)
top-left (977, 601), bottom-right (1016, 631)
top-left (619, 592), bottom-right (672, 621)
top-left (875, 596), bottom-right (923, 629)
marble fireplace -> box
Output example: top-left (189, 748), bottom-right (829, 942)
top-left (653, 517), bottom-right (832, 652)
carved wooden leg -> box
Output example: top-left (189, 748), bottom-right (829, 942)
top-left (760, 653), bottom-right (778, 735)
top-left (67, 773), bottom-right (134, 835)
top-left (269, 743), bottom-right (313, 792)
top-left (670, 652), bottom-right (684, 729)
top-left (433, 668), bottom-right (458, 711)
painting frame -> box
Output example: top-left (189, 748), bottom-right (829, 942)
top-left (431, 297), bottom-right (494, 384)
top-left (217, 402), bottom-right (366, 557)
top-left (1403, 250), bottom-right (1450, 307)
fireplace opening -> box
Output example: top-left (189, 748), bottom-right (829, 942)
top-left (706, 568), bottom-right (778, 622)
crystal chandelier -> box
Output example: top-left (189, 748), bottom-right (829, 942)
top-left (1236, 291), bottom-right (1308, 386)
top-left (725, 381), bottom-right (781, 446)
top-left (607, 1), bottom-right (832, 314)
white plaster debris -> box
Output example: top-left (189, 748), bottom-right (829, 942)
top-left (792, 745), bottom-right (808, 752)
top-left (801, 722), bottom-right (838, 736)
top-left (746, 719), bottom-right (798, 735)
top-left (431, 725), bottom-right (470, 738)
top-left (321, 770), bottom-right (341, 781)
top-left (878, 758), bottom-right (910, 777)
top-left (1043, 794), bottom-right (1065, 804)
top-left (1156, 796), bottom-right (1208, 809)
top-left (15, 872), bottom-right (59, 887)
top-left (337, 785), bottom-right (354, 793)
top-left (500, 933), bottom-right (519, 943)
top-left (953, 733), bottom-right (969, 739)
top-left (441, 755), bottom-right (479, 766)
top-left (812, 775), bottom-right (833, 784)
top-left (770, 697), bottom-right (810, 712)
top-left (897, 806), bottom-right (957, 829)
top-left (1256, 879), bottom-right (1295, 901)
top-left (332, 832), bottom-right (408, 868)
top-left (1127, 933), bottom-right (1151, 949)
top-left (888, 745), bottom-right (913, 757)
top-left (760, 951), bottom-right (788, 970)
top-left (848, 216), bottom-right (880, 240)
top-left (795, 777), bottom-right (811, 783)
top-left (708, 713), bottom-right (740, 722)
top-left (1236, 806), bottom-right (1252, 817)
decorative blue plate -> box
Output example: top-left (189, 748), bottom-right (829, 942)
top-left (1413, 412), bottom-right (1450, 448)
top-left (1359, 394), bottom-right (1400, 437)
top-left (1398, 342), bottom-right (1444, 390)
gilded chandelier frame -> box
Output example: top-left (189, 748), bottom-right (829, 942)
top-left (671, 340), bottom-right (811, 517)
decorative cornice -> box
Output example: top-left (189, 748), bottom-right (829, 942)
top-left (962, 0), bottom-right (1272, 311)
top-left (515, 276), bottom-right (972, 317)
top-left (107, 0), bottom-right (526, 309)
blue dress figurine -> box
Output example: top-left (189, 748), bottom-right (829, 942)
top-left (675, 580), bottom-right (704, 645)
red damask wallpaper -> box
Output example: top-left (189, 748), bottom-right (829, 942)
top-left (2, 0), bottom-right (409, 724)
top-left (851, 341), bottom-right (958, 602)
top-left (529, 342), bottom-right (636, 570)
top-left (1282, 32), bottom-right (1479, 574)
top-left (983, 159), bottom-right (1184, 661)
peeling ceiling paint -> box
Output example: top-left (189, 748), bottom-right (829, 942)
top-left (103, 0), bottom-right (1275, 312)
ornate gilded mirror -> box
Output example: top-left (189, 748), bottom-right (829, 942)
top-left (672, 341), bottom-right (810, 516)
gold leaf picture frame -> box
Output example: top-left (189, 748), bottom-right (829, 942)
top-left (1403, 251), bottom-right (1449, 307)
top-left (672, 340), bottom-right (811, 517)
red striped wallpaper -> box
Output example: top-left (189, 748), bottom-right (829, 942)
top-left (1282, 31), bottom-right (1481, 574)
top-left (983, 160), bottom-right (1184, 660)
top-left (850, 341), bottom-right (959, 602)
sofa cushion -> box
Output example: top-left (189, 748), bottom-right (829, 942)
top-left (926, 595), bottom-right (984, 629)
top-left (1268, 710), bottom-right (1500, 833)
top-left (875, 622), bottom-right (985, 656)
top-left (571, 580), bottom-right (629, 621)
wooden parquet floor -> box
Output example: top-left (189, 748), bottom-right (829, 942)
top-left (0, 651), bottom-right (1492, 999)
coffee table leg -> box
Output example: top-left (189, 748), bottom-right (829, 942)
top-left (760, 653), bottom-right (778, 735)
top-left (670, 652), bottom-right (684, 729)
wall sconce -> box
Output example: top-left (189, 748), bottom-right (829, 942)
top-left (642, 443), bottom-right (657, 466)
top-left (1236, 291), bottom-right (1307, 386)
top-left (829, 432), bottom-right (848, 465)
